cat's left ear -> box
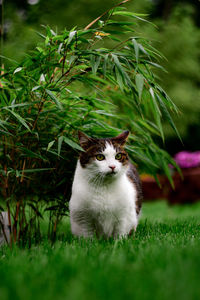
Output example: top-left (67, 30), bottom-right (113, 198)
top-left (112, 131), bottom-right (129, 145)
top-left (78, 131), bottom-right (95, 150)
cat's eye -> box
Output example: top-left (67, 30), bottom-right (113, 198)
top-left (96, 154), bottom-right (105, 161)
top-left (115, 153), bottom-right (122, 160)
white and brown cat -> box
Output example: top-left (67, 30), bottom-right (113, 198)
top-left (69, 131), bottom-right (142, 239)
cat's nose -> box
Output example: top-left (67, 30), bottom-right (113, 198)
top-left (109, 165), bottom-right (116, 171)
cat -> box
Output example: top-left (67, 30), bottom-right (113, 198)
top-left (69, 131), bottom-right (142, 239)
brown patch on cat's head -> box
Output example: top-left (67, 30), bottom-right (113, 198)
top-left (78, 131), bottom-right (96, 151)
top-left (110, 130), bottom-right (129, 146)
top-left (78, 131), bottom-right (130, 168)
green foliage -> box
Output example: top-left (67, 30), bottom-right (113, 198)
top-left (135, 4), bottom-right (200, 152)
top-left (0, 2), bottom-right (179, 245)
top-left (161, 8), bottom-right (200, 149)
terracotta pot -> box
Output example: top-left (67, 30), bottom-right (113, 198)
top-left (141, 167), bottom-right (200, 204)
top-left (168, 167), bottom-right (200, 204)
top-left (141, 175), bottom-right (167, 200)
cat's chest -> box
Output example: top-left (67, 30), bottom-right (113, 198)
top-left (79, 175), bottom-right (136, 212)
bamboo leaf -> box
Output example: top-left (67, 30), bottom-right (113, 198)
top-left (135, 74), bottom-right (144, 100)
top-left (137, 120), bottom-right (160, 136)
top-left (18, 168), bottom-right (55, 174)
top-left (69, 55), bottom-right (78, 67)
top-left (156, 93), bottom-right (182, 142)
top-left (20, 148), bottom-right (47, 161)
top-left (103, 54), bottom-right (109, 77)
top-left (46, 89), bottom-right (63, 110)
top-left (4, 108), bottom-right (31, 132)
top-left (47, 140), bottom-right (55, 151)
top-left (63, 137), bottom-right (84, 151)
top-left (32, 86), bottom-right (41, 92)
top-left (161, 160), bottom-right (174, 189)
top-left (111, 54), bottom-right (132, 87)
top-left (0, 129), bottom-right (13, 136)
top-left (149, 88), bottom-right (164, 141)
top-left (126, 146), bottom-right (159, 168)
top-left (44, 205), bottom-right (60, 211)
top-left (1, 102), bottom-right (39, 110)
top-left (138, 44), bottom-right (149, 56)
top-left (145, 61), bottom-right (167, 72)
top-left (107, 21), bottom-right (136, 26)
top-left (13, 67), bottom-right (23, 74)
top-left (132, 39), bottom-right (139, 63)
top-left (115, 68), bottom-right (124, 91)
top-left (90, 55), bottom-right (101, 75)
top-left (112, 11), bottom-right (155, 26)
top-left (27, 203), bottom-right (43, 219)
top-left (58, 136), bottom-right (64, 156)
top-left (67, 30), bottom-right (77, 45)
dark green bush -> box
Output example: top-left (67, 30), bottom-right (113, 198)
top-left (0, 1), bottom-right (180, 245)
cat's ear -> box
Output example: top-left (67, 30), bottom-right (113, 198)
top-left (78, 131), bottom-right (94, 150)
top-left (112, 131), bottom-right (129, 145)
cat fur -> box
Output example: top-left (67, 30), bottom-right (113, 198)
top-left (69, 131), bottom-right (142, 239)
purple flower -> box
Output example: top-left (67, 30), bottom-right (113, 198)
top-left (174, 151), bottom-right (200, 168)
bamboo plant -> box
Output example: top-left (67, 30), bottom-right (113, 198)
top-left (0, 0), bottom-right (180, 246)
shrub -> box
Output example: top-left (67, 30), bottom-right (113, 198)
top-left (0, 1), bottom-right (180, 245)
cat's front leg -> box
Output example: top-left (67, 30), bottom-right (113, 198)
top-left (70, 209), bottom-right (95, 238)
top-left (114, 218), bottom-right (137, 239)
top-left (128, 227), bottom-right (136, 237)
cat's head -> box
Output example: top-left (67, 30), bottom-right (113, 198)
top-left (78, 131), bottom-right (130, 183)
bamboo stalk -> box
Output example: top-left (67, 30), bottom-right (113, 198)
top-left (84, 0), bottom-right (129, 30)
top-left (13, 201), bottom-right (20, 243)
top-left (20, 160), bottom-right (26, 183)
top-left (6, 203), bottom-right (12, 247)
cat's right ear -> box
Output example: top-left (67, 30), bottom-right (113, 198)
top-left (78, 131), bottom-right (94, 150)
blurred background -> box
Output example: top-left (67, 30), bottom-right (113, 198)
top-left (1, 0), bottom-right (200, 155)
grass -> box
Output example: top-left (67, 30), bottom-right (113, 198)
top-left (0, 200), bottom-right (200, 300)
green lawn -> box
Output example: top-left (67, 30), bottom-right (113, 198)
top-left (0, 200), bottom-right (200, 300)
